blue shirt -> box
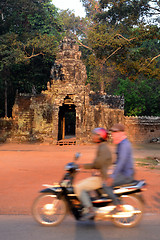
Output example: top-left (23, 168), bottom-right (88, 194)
top-left (112, 138), bottom-right (134, 179)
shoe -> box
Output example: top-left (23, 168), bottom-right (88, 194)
top-left (81, 208), bottom-right (95, 221)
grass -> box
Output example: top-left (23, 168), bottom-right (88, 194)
top-left (136, 157), bottom-right (160, 169)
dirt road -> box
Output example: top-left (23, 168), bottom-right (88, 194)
top-left (0, 143), bottom-right (160, 215)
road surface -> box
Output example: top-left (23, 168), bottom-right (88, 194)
top-left (0, 214), bottom-right (160, 240)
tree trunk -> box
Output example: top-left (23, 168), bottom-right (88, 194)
top-left (4, 78), bottom-right (7, 117)
top-left (3, 68), bottom-right (8, 118)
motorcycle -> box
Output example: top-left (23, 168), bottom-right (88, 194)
top-left (32, 153), bottom-right (146, 228)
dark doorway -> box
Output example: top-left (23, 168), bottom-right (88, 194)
top-left (58, 104), bottom-right (76, 141)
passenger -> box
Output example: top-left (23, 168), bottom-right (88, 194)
top-left (105, 123), bottom-right (135, 214)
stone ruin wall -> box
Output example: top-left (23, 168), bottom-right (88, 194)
top-left (1, 100), bottom-right (160, 144)
top-left (11, 93), bottom-right (54, 143)
top-left (0, 118), bottom-right (13, 143)
top-left (83, 104), bottom-right (124, 142)
top-left (7, 92), bottom-right (125, 144)
top-left (3, 93), bottom-right (160, 144)
top-left (125, 116), bottom-right (160, 143)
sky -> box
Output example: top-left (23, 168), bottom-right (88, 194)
top-left (52, 0), bottom-right (86, 17)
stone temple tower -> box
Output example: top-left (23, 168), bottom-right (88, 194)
top-left (42, 37), bottom-right (91, 144)
top-left (51, 37), bottom-right (87, 85)
top-left (12, 37), bottom-right (124, 144)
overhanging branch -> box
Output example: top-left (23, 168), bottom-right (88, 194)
top-left (146, 54), bottom-right (160, 67)
top-left (24, 52), bottom-right (45, 59)
top-left (139, 53), bottom-right (160, 72)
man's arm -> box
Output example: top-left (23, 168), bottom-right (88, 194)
top-left (83, 143), bottom-right (105, 170)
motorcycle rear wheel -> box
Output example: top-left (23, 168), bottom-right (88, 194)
top-left (32, 193), bottom-right (67, 226)
top-left (112, 194), bottom-right (144, 228)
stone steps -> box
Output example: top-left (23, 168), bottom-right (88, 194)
top-left (56, 139), bottom-right (76, 146)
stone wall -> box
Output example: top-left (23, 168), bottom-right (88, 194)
top-left (1, 106), bottom-right (160, 144)
top-left (5, 111), bottom-right (160, 144)
top-left (11, 93), bottom-right (56, 143)
top-left (0, 118), bottom-right (13, 143)
top-left (12, 94), bottom-right (33, 134)
top-left (81, 104), bottom-right (124, 142)
top-left (125, 116), bottom-right (160, 143)
top-left (89, 93), bottom-right (124, 110)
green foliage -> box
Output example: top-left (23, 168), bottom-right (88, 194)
top-left (0, 0), bottom-right (159, 118)
top-left (98, 0), bottom-right (150, 26)
top-left (0, 0), bottom-right (62, 36)
top-left (27, 1), bottom-right (63, 36)
top-left (80, 0), bottom-right (160, 117)
top-left (0, 0), bottom-right (64, 117)
top-left (58, 9), bottom-right (88, 41)
top-left (81, 0), bottom-right (100, 17)
top-left (114, 78), bottom-right (160, 116)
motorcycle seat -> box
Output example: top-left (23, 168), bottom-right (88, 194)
top-left (113, 180), bottom-right (144, 189)
top-left (95, 180), bottom-right (146, 193)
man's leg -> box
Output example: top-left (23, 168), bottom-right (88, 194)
top-left (106, 174), bottom-right (134, 213)
top-left (74, 176), bottom-right (102, 208)
top-left (103, 184), bottom-right (121, 205)
top-left (74, 176), bottom-right (102, 219)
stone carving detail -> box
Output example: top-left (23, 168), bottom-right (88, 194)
top-left (50, 63), bottom-right (64, 81)
top-left (51, 37), bottom-right (86, 84)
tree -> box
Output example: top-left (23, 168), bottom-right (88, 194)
top-left (80, 1), bottom-right (160, 89)
top-left (0, 0), bottom-right (63, 36)
top-left (114, 77), bottom-right (160, 116)
top-left (98, 0), bottom-right (150, 26)
top-left (0, 0), bottom-right (64, 117)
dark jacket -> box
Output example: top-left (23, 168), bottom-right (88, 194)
top-left (83, 142), bottom-right (112, 180)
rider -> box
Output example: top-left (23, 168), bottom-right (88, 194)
top-left (105, 123), bottom-right (135, 214)
top-left (74, 128), bottom-right (112, 220)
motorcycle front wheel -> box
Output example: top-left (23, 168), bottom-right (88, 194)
top-left (32, 193), bottom-right (67, 226)
top-left (112, 193), bottom-right (144, 228)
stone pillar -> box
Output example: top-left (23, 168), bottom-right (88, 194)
top-left (75, 106), bottom-right (82, 142)
top-left (52, 106), bottom-right (59, 143)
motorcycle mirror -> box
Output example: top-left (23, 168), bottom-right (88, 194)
top-left (75, 152), bottom-right (81, 160)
